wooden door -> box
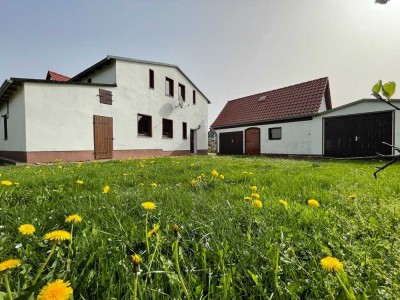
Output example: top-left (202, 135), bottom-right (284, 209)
top-left (93, 115), bottom-right (113, 159)
top-left (245, 128), bottom-right (260, 155)
top-left (324, 111), bottom-right (393, 157)
top-left (219, 131), bottom-right (243, 154)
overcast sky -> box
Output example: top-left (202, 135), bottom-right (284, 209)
top-left (1, 1), bottom-right (399, 124)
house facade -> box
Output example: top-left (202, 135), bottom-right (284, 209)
top-left (211, 77), bottom-right (398, 157)
top-left (0, 56), bottom-right (209, 163)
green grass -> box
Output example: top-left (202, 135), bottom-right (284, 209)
top-left (0, 156), bottom-right (400, 299)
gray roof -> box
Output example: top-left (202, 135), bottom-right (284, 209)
top-left (71, 55), bottom-right (211, 103)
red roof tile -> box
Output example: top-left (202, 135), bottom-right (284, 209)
top-left (46, 71), bottom-right (70, 82)
top-left (211, 77), bottom-right (331, 129)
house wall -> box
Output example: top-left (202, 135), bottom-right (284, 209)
top-left (79, 61), bottom-right (117, 84)
top-left (0, 87), bottom-right (27, 161)
top-left (215, 119), bottom-right (314, 155)
top-left (20, 60), bottom-right (208, 163)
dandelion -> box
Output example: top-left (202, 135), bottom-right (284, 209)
top-left (141, 202), bottom-right (156, 210)
top-left (44, 230), bottom-right (72, 242)
top-left (37, 279), bottom-right (73, 300)
top-left (103, 185), bottom-right (110, 193)
top-left (123, 173), bottom-right (128, 176)
top-left (57, 165), bottom-right (63, 169)
top-left (347, 194), bottom-right (357, 200)
top-left (65, 214), bottom-right (83, 224)
top-left (279, 199), bottom-right (288, 210)
top-left (243, 171), bottom-right (248, 174)
top-left (147, 224), bottom-right (160, 238)
top-left (211, 170), bottom-right (219, 177)
top-left (320, 256), bottom-right (344, 272)
top-left (0, 259), bottom-right (21, 272)
top-left (18, 224), bottom-right (35, 235)
top-left (308, 199), bottom-right (320, 208)
top-left (219, 174), bottom-right (224, 180)
top-left (252, 200), bottom-right (263, 208)
top-left (244, 196), bottom-right (252, 201)
top-left (151, 183), bottom-right (158, 187)
top-left (250, 186), bottom-right (257, 192)
top-left (1, 180), bottom-right (12, 186)
top-left (190, 163), bottom-right (195, 167)
top-left (191, 179), bottom-right (197, 185)
top-left (251, 193), bottom-right (260, 199)
top-left (76, 180), bottom-right (84, 185)
top-left (132, 254), bottom-right (142, 266)
top-left (140, 164), bottom-right (144, 168)
top-left (197, 175), bottom-right (202, 180)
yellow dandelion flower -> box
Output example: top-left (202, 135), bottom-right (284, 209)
top-left (18, 224), bottom-right (35, 235)
top-left (37, 279), bottom-right (73, 300)
top-left (279, 199), bottom-right (288, 210)
top-left (201, 174), bottom-right (205, 178)
top-left (173, 224), bottom-right (180, 232)
top-left (250, 186), bottom-right (257, 192)
top-left (14, 182), bottom-right (20, 186)
top-left (248, 172), bottom-right (254, 175)
top-left (347, 194), bottom-right (357, 200)
top-left (132, 254), bottom-right (142, 266)
top-left (211, 170), bottom-right (219, 177)
top-left (76, 180), bottom-right (84, 185)
top-left (44, 230), bottom-right (72, 242)
top-left (103, 185), bottom-right (110, 193)
top-left (252, 200), bottom-right (263, 208)
top-left (65, 214), bottom-right (83, 224)
top-left (147, 224), bottom-right (160, 238)
top-left (1, 180), bottom-right (12, 186)
top-left (243, 171), bottom-right (248, 174)
top-left (57, 166), bottom-right (63, 169)
top-left (320, 256), bottom-right (344, 272)
top-left (141, 202), bottom-right (156, 210)
top-left (191, 179), bottom-right (197, 185)
top-left (251, 193), bottom-right (260, 199)
top-left (219, 174), bottom-right (224, 180)
top-left (140, 164), bottom-right (145, 168)
top-left (308, 199), bottom-right (320, 208)
top-left (26, 166), bottom-right (31, 169)
top-left (190, 163), bottom-right (195, 167)
top-left (123, 173), bottom-right (128, 176)
top-left (151, 183), bottom-right (158, 187)
top-left (0, 259), bottom-right (21, 271)
top-left (197, 175), bottom-right (202, 180)
top-left (244, 196), bottom-right (252, 201)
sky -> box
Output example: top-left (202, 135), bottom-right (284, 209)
top-left (1, 0), bottom-right (400, 125)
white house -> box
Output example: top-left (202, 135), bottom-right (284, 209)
top-left (211, 77), bottom-right (399, 157)
top-left (0, 55), bottom-right (210, 163)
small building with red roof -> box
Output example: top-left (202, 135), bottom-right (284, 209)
top-left (211, 78), bottom-right (399, 157)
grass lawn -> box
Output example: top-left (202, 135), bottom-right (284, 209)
top-left (0, 156), bottom-right (400, 299)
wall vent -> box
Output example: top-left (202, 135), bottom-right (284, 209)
top-left (258, 95), bottom-right (267, 101)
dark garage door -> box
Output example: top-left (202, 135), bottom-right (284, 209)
top-left (219, 131), bottom-right (243, 154)
top-left (324, 111), bottom-right (393, 157)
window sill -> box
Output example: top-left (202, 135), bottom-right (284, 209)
top-left (165, 94), bottom-right (174, 98)
top-left (138, 134), bottom-right (152, 138)
top-left (162, 136), bottom-right (173, 139)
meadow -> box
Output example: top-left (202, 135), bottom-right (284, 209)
top-left (0, 156), bottom-right (399, 299)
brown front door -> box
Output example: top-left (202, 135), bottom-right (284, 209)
top-left (245, 128), bottom-right (260, 155)
top-left (93, 115), bottom-right (113, 159)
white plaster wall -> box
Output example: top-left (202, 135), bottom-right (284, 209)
top-left (215, 119), bottom-right (314, 155)
top-left (311, 100), bottom-right (399, 155)
top-left (24, 60), bottom-right (208, 153)
top-left (78, 61), bottom-right (116, 84)
top-left (0, 87), bottom-right (27, 151)
top-left (319, 95), bottom-right (327, 113)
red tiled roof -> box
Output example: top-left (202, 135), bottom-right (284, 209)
top-left (211, 77), bottom-right (331, 129)
top-left (46, 71), bottom-right (70, 81)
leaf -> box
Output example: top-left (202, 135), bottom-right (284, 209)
top-left (247, 270), bottom-right (260, 286)
top-left (382, 81), bottom-right (396, 101)
top-left (372, 80), bottom-right (382, 94)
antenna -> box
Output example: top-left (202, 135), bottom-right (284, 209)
top-left (175, 97), bottom-right (189, 109)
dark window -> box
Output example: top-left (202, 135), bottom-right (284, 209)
top-left (269, 127), bottom-right (282, 140)
top-left (193, 90), bottom-right (196, 105)
top-left (87, 78), bottom-right (92, 83)
top-left (149, 69), bottom-right (154, 89)
top-left (165, 77), bottom-right (174, 97)
top-left (162, 118), bottom-right (173, 138)
top-left (99, 89), bottom-right (113, 105)
top-left (138, 114), bottom-right (152, 137)
top-left (182, 122), bottom-right (187, 139)
top-left (178, 84), bottom-right (185, 101)
top-left (2, 114), bottom-right (8, 140)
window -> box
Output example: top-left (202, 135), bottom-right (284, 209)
top-left (165, 77), bottom-right (174, 97)
top-left (138, 114), bottom-right (152, 137)
top-left (182, 122), bottom-right (187, 139)
top-left (178, 83), bottom-right (185, 101)
top-left (2, 114), bottom-right (8, 140)
top-left (162, 118), bottom-right (173, 138)
top-left (87, 78), bottom-right (92, 83)
top-left (149, 69), bottom-right (154, 89)
top-left (193, 90), bottom-right (196, 105)
top-left (99, 88), bottom-right (113, 105)
top-left (269, 127), bottom-right (282, 140)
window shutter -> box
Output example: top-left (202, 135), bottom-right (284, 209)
top-left (99, 89), bottom-right (113, 105)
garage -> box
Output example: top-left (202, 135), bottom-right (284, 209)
top-left (324, 110), bottom-right (393, 157)
top-left (219, 131), bottom-right (243, 154)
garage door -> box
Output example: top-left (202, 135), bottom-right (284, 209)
top-left (219, 131), bottom-right (243, 154)
top-left (324, 111), bottom-right (393, 157)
